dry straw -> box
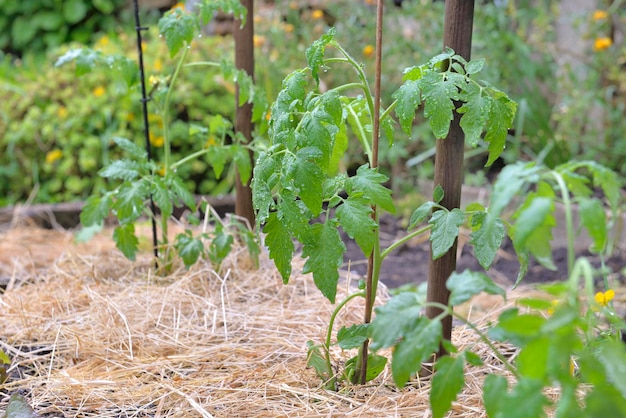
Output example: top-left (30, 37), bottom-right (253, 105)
top-left (0, 225), bottom-right (543, 417)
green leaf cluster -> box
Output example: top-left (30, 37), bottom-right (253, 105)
top-left (393, 48), bottom-right (517, 166)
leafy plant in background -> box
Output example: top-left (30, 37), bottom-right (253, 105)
top-left (0, 0), bottom-right (127, 57)
top-left (56, 1), bottom-right (264, 270)
top-left (252, 30), bottom-right (517, 390)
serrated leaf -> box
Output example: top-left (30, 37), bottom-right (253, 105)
top-left (288, 148), bottom-right (325, 216)
top-left (209, 228), bottom-right (234, 265)
top-left (369, 292), bottom-right (424, 351)
top-left (458, 91), bottom-right (491, 146)
top-left (392, 318), bottom-right (442, 388)
top-left (301, 221), bottom-right (345, 303)
top-left (488, 309), bottom-right (545, 346)
top-left (579, 197), bottom-right (607, 253)
top-left (465, 58), bottom-right (485, 75)
top-left (336, 197), bottom-right (376, 257)
top-left (305, 28), bottom-right (336, 84)
top-left (277, 190), bottom-right (312, 242)
top-left (252, 152), bottom-right (279, 223)
top-left (447, 269), bottom-right (505, 306)
top-left (489, 162), bottom-right (538, 217)
top-left (99, 160), bottom-right (142, 181)
top-left (469, 211), bottom-right (505, 269)
top-left (429, 208), bottom-right (464, 259)
top-left (348, 165), bottom-right (395, 214)
top-left (158, 8), bottom-right (197, 58)
top-left (263, 212), bottom-right (294, 284)
top-left (175, 232), bottom-right (204, 267)
top-left (328, 123), bottom-right (348, 176)
top-left (196, 0), bottom-right (247, 26)
top-left (232, 144), bottom-right (252, 185)
top-left (81, 193), bottom-right (113, 226)
top-left (168, 175), bottom-right (196, 211)
top-left (483, 374), bottom-right (508, 417)
top-left (112, 137), bottom-right (147, 160)
top-left (152, 176), bottom-right (173, 219)
top-left (113, 223), bottom-right (139, 260)
top-left (113, 180), bottom-right (149, 223)
top-left (337, 324), bottom-right (369, 350)
top-left (484, 94), bottom-right (517, 166)
top-left (207, 145), bottom-right (231, 179)
top-left (393, 80), bottom-right (422, 135)
top-left (408, 201), bottom-right (435, 230)
top-left (55, 48), bottom-right (102, 76)
top-left (419, 71), bottom-right (459, 138)
top-left (431, 354), bottom-right (466, 418)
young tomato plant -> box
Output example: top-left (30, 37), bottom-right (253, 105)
top-left (252, 29), bottom-right (517, 390)
top-left (370, 160), bottom-right (625, 417)
top-left (56, 1), bottom-right (264, 271)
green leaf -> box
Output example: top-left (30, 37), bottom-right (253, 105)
top-left (503, 378), bottom-right (550, 418)
top-left (447, 270), bottom-right (506, 306)
top-left (305, 28), bottom-right (336, 85)
top-left (93, 0), bottom-right (116, 13)
top-left (419, 71), bottom-right (459, 138)
top-left (112, 136), bottom-right (146, 160)
top-left (369, 292), bottom-right (424, 350)
top-left (4, 393), bottom-right (37, 418)
top-left (263, 212), bottom-right (294, 284)
top-left (63, 0), bottom-right (88, 24)
top-left (408, 201), bottom-right (435, 230)
top-left (433, 184), bottom-right (445, 203)
top-left (348, 165), bottom-right (395, 214)
top-left (252, 152), bottom-right (279, 224)
top-left (74, 222), bottom-right (104, 244)
top-left (345, 353), bottom-right (387, 383)
top-left (488, 309), bottom-right (545, 346)
top-left (598, 340), bottom-right (626, 399)
top-left (80, 193), bottom-right (113, 226)
top-left (465, 58), bottom-right (485, 75)
top-left (337, 324), bottom-right (369, 350)
top-left (152, 176), bottom-right (173, 219)
top-left (99, 160), bottom-right (142, 181)
top-left (175, 231), bottom-right (205, 268)
top-left (483, 374), bottom-right (508, 417)
top-left (301, 221), bottom-right (346, 303)
top-left (469, 211), bottom-right (505, 269)
top-left (484, 93), bottom-right (517, 166)
top-left (0, 349), bottom-right (9, 364)
top-left (168, 175), bottom-right (196, 211)
top-left (429, 208), bottom-right (464, 259)
top-left (209, 227), bottom-right (234, 265)
top-left (336, 197), bottom-right (376, 257)
top-left (232, 144), bottom-right (252, 185)
top-left (489, 162), bottom-right (538, 218)
top-left (207, 144), bottom-right (231, 179)
top-left (431, 354), bottom-right (466, 418)
top-left (392, 318), bottom-right (442, 388)
top-left (158, 8), bottom-right (197, 58)
top-left (578, 197), bottom-right (607, 253)
top-left (55, 48), bottom-right (102, 76)
top-left (393, 80), bottom-right (421, 135)
top-left (113, 180), bottom-right (149, 223)
top-left (113, 223), bottom-right (139, 260)
top-left (306, 340), bottom-right (329, 381)
top-left (277, 189), bottom-right (312, 242)
top-left (197, 0), bottom-right (247, 26)
top-left (516, 336), bottom-right (550, 380)
top-left (287, 148), bottom-right (325, 216)
top-left (458, 88), bottom-right (491, 146)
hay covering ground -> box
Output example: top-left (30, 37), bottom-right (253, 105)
top-left (0, 224), bottom-right (540, 417)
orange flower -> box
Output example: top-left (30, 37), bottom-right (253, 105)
top-left (282, 23), bottom-right (295, 33)
top-left (594, 37), bottom-right (612, 51)
top-left (363, 44), bottom-right (375, 58)
top-left (592, 10), bottom-right (608, 20)
top-left (311, 9), bottom-right (324, 19)
top-left (253, 35), bottom-right (266, 47)
top-left (171, 2), bottom-right (185, 11)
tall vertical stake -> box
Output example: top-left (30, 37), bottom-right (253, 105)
top-left (234, 0), bottom-right (256, 228)
top-left (425, 0), bottom-right (475, 358)
top-left (133, 0), bottom-right (159, 262)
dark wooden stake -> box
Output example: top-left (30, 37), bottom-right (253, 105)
top-left (425, 0), bottom-right (475, 358)
top-left (234, 0), bottom-right (256, 228)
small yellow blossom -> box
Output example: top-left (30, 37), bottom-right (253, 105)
top-left (363, 44), bottom-right (375, 58)
top-left (205, 136), bottom-right (217, 148)
top-left (172, 2), bottom-right (185, 11)
top-left (594, 37), bottom-right (612, 51)
top-left (149, 75), bottom-right (160, 86)
top-left (311, 9), bottom-right (324, 20)
top-left (153, 58), bottom-right (163, 72)
top-left (282, 23), bottom-right (295, 33)
top-left (92, 86), bottom-right (106, 98)
top-left (546, 299), bottom-right (560, 316)
top-left (265, 111), bottom-right (271, 121)
top-left (253, 35), bottom-right (266, 47)
top-left (57, 106), bottom-right (68, 119)
top-left (156, 164), bottom-right (166, 177)
top-left (593, 10), bottom-right (608, 21)
top-left (125, 113), bottom-right (136, 122)
top-left (149, 134), bottom-right (164, 147)
top-left (95, 35), bottom-right (110, 50)
top-left (594, 289), bottom-right (615, 306)
top-left (45, 149), bottom-right (63, 164)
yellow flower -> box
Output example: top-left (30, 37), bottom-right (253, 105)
top-left (45, 149), bottom-right (63, 164)
top-left (149, 75), bottom-right (160, 86)
top-left (95, 35), bottom-right (110, 50)
top-left (156, 164), bottom-right (166, 177)
top-left (594, 37), bottom-right (612, 51)
top-left (92, 86), bottom-right (106, 98)
top-left (149, 134), bottom-right (164, 147)
top-left (546, 299), bottom-right (560, 316)
top-left (594, 289), bottom-right (615, 306)
top-left (253, 35), bottom-right (266, 47)
top-left (57, 106), bottom-right (68, 119)
top-left (265, 111), bottom-right (271, 121)
top-left (153, 58), bottom-right (163, 72)
top-left (205, 136), bottom-right (217, 148)
top-left (363, 44), bottom-right (375, 58)
top-left (282, 23), bottom-right (295, 33)
top-left (311, 9), bottom-right (324, 20)
top-left (593, 10), bottom-right (608, 20)
top-left (125, 113), bottom-right (136, 122)
top-left (171, 2), bottom-right (185, 11)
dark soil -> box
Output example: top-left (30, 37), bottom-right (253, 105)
top-left (343, 214), bottom-right (626, 289)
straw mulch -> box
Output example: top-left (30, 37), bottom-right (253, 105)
top-left (0, 225), bottom-right (542, 417)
